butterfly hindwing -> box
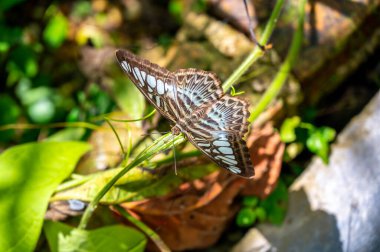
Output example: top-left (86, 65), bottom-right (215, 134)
top-left (186, 130), bottom-right (254, 178)
top-left (184, 96), bottom-right (254, 178)
top-left (116, 49), bottom-right (179, 122)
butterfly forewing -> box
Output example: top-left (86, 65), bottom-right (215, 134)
top-left (116, 50), bottom-right (179, 122)
top-left (174, 69), bottom-right (223, 117)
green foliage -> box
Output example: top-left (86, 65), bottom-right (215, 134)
top-left (0, 25), bottom-right (22, 53)
top-left (52, 163), bottom-right (217, 204)
top-left (280, 116), bottom-right (301, 143)
top-left (236, 208), bottom-right (257, 227)
top-left (242, 196), bottom-right (259, 208)
top-left (43, 13), bottom-right (69, 48)
top-left (0, 0), bottom-right (26, 12)
top-left (280, 116), bottom-right (336, 163)
top-left (192, 0), bottom-right (207, 12)
top-left (8, 45), bottom-right (38, 79)
top-left (168, 0), bottom-right (184, 22)
top-left (236, 181), bottom-right (288, 227)
top-left (44, 222), bottom-right (146, 252)
top-left (260, 180), bottom-right (288, 225)
top-left (0, 142), bottom-right (91, 252)
top-left (306, 126), bottom-right (336, 163)
top-left (0, 94), bottom-right (21, 141)
top-left (112, 76), bottom-right (145, 120)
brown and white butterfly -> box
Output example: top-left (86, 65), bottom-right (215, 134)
top-left (116, 49), bottom-right (254, 178)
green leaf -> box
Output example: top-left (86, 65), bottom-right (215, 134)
top-left (52, 163), bottom-right (217, 204)
top-left (8, 45), bottom-right (38, 78)
top-left (112, 76), bottom-right (145, 120)
top-left (43, 13), bottom-right (69, 48)
top-left (46, 128), bottom-right (86, 142)
top-left (0, 25), bottom-right (23, 49)
top-left (44, 221), bottom-right (146, 252)
top-left (236, 207), bottom-right (257, 227)
top-left (280, 116), bottom-right (301, 143)
top-left (242, 196), bottom-right (259, 208)
top-left (0, 0), bottom-right (26, 12)
top-left (168, 0), bottom-right (184, 22)
top-left (0, 94), bottom-right (21, 142)
top-left (306, 126), bottom-right (336, 163)
top-left (260, 180), bottom-right (288, 225)
top-left (255, 207), bottom-right (267, 222)
top-left (0, 141), bottom-right (91, 252)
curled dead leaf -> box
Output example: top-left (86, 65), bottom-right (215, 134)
top-left (118, 171), bottom-right (245, 251)
top-left (240, 122), bottom-right (285, 198)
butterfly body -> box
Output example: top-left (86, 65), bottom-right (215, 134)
top-left (116, 49), bottom-right (254, 178)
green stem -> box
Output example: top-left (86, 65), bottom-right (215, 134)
top-left (78, 133), bottom-right (186, 229)
top-left (105, 118), bottom-right (126, 155)
top-left (248, 0), bottom-right (306, 122)
top-left (114, 205), bottom-right (171, 252)
top-left (222, 0), bottom-right (285, 92)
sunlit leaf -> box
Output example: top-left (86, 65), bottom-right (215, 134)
top-left (280, 116), bottom-right (301, 143)
top-left (236, 207), bottom-right (257, 227)
top-left (0, 141), bottom-right (91, 252)
top-left (43, 13), bottom-right (69, 48)
top-left (51, 163), bottom-right (217, 204)
top-left (44, 222), bottom-right (146, 252)
top-left (306, 126), bottom-right (336, 163)
top-left (46, 128), bottom-right (86, 142)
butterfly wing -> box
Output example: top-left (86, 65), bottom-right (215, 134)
top-left (116, 49), bottom-right (180, 122)
top-left (184, 96), bottom-right (254, 178)
top-left (174, 69), bottom-right (223, 117)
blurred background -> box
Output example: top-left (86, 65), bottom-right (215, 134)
top-left (1, 0), bottom-right (380, 251)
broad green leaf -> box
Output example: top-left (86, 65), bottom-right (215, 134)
top-left (51, 163), bottom-right (217, 204)
top-left (46, 128), bottom-right (86, 142)
top-left (280, 116), bottom-right (301, 143)
top-left (0, 141), bottom-right (91, 252)
top-left (43, 13), bottom-right (69, 48)
top-left (44, 221), bottom-right (146, 252)
top-left (112, 76), bottom-right (145, 120)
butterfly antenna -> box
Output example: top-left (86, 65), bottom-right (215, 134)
top-left (243, 0), bottom-right (266, 51)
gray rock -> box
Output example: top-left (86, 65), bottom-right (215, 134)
top-left (233, 92), bottom-right (380, 252)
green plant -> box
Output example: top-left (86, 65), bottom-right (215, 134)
top-left (0, 0), bottom-right (309, 250)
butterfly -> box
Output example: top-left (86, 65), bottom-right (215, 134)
top-left (116, 49), bottom-right (254, 178)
